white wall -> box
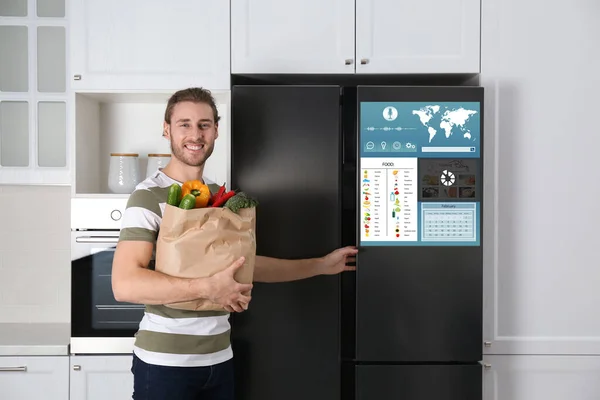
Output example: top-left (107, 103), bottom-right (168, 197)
top-left (0, 186), bottom-right (70, 323)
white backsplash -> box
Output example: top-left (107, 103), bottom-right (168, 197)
top-left (0, 185), bottom-right (71, 323)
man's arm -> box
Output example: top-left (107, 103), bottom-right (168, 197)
top-left (253, 246), bottom-right (358, 283)
top-left (252, 256), bottom-right (322, 283)
top-left (112, 240), bottom-right (212, 304)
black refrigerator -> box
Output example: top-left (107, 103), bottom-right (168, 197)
top-left (230, 81), bottom-right (483, 400)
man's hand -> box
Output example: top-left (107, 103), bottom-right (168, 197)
top-left (206, 256), bottom-right (253, 312)
top-left (316, 246), bottom-right (358, 275)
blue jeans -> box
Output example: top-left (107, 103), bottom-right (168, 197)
top-left (131, 354), bottom-right (234, 400)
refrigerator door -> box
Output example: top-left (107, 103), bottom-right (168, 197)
top-left (355, 86), bottom-right (484, 362)
top-left (230, 85), bottom-right (342, 400)
top-left (356, 365), bottom-right (482, 400)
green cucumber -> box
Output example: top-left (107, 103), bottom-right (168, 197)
top-left (178, 194), bottom-right (196, 210)
top-left (166, 183), bottom-right (182, 207)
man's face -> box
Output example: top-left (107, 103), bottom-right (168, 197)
top-left (164, 101), bottom-right (218, 167)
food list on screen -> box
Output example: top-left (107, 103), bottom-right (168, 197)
top-left (360, 158), bottom-right (418, 242)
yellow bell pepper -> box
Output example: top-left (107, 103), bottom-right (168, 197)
top-left (181, 180), bottom-right (211, 208)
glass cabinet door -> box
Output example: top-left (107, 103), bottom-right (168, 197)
top-left (0, 0), bottom-right (69, 185)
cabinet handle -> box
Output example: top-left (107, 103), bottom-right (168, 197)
top-left (484, 341), bottom-right (492, 347)
top-left (483, 363), bottom-right (491, 370)
top-left (0, 366), bottom-right (27, 372)
top-left (74, 74), bottom-right (82, 80)
top-left (360, 59), bottom-right (369, 65)
top-left (73, 365), bottom-right (81, 371)
top-left (345, 59), bottom-right (354, 65)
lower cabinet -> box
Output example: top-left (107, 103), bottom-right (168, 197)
top-left (70, 355), bottom-right (134, 400)
top-left (0, 356), bottom-right (69, 400)
top-left (483, 355), bottom-right (600, 400)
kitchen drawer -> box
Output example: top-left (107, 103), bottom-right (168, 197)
top-left (356, 364), bottom-right (482, 400)
top-left (0, 356), bottom-right (69, 400)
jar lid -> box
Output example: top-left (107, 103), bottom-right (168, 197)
top-left (148, 153), bottom-right (171, 157)
top-left (111, 153), bottom-right (139, 157)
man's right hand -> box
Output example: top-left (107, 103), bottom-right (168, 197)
top-left (206, 256), bottom-right (253, 312)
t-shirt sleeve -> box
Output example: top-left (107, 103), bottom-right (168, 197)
top-left (118, 189), bottom-right (161, 243)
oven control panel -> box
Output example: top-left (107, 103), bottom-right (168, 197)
top-left (71, 197), bottom-right (128, 230)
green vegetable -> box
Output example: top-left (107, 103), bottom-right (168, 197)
top-left (223, 192), bottom-right (259, 214)
top-left (167, 183), bottom-right (182, 206)
top-left (178, 194), bottom-right (196, 210)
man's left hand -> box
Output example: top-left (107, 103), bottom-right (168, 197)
top-left (317, 246), bottom-right (358, 275)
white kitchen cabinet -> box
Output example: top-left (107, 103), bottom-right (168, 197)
top-left (0, 356), bottom-right (69, 400)
top-left (481, 0), bottom-right (600, 356)
top-left (231, 0), bottom-right (355, 74)
top-left (483, 355), bottom-right (600, 400)
top-left (231, 0), bottom-right (480, 74)
top-left (70, 355), bottom-right (134, 400)
top-left (355, 0), bottom-right (480, 73)
top-left (0, 1), bottom-right (70, 185)
top-left (70, 0), bottom-right (230, 91)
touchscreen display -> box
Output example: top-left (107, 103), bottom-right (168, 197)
top-left (359, 101), bottom-right (481, 246)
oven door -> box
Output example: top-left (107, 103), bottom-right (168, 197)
top-left (71, 231), bottom-right (145, 353)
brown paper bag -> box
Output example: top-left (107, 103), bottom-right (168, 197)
top-left (155, 204), bottom-right (256, 311)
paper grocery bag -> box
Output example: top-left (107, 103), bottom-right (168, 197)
top-left (155, 204), bottom-right (256, 311)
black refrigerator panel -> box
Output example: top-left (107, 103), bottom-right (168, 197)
top-left (356, 365), bottom-right (482, 400)
top-left (355, 86), bottom-right (484, 362)
top-left (230, 85), bottom-right (342, 400)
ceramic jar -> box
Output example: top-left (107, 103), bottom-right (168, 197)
top-left (108, 153), bottom-right (141, 194)
top-left (146, 153), bottom-right (171, 177)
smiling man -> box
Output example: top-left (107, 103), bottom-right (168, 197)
top-left (111, 87), bottom-right (357, 400)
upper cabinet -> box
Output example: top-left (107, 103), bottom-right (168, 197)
top-left (231, 0), bottom-right (356, 74)
top-left (0, 0), bottom-right (70, 185)
top-left (355, 0), bottom-right (481, 74)
top-left (231, 0), bottom-right (481, 74)
top-left (69, 0), bottom-right (231, 91)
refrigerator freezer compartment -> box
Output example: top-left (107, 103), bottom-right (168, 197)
top-left (356, 364), bottom-right (482, 400)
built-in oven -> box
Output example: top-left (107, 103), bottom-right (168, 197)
top-left (70, 197), bottom-right (145, 354)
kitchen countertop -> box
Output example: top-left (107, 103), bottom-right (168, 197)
top-left (0, 323), bottom-right (70, 356)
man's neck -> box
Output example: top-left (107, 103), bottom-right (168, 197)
top-left (161, 159), bottom-right (205, 184)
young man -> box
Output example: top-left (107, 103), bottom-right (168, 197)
top-left (111, 87), bottom-right (358, 400)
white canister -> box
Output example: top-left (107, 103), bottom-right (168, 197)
top-left (146, 153), bottom-right (171, 177)
top-left (108, 153), bottom-right (141, 194)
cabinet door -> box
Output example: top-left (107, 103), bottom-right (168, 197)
top-left (70, 355), bottom-right (133, 400)
top-left (0, 356), bottom-right (69, 400)
top-left (70, 0), bottom-right (230, 91)
top-left (356, 0), bottom-right (480, 73)
top-left (483, 355), bottom-right (600, 400)
top-left (0, 3), bottom-right (70, 185)
top-left (231, 0), bottom-right (355, 74)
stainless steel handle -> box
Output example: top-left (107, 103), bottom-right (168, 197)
top-left (484, 341), bottom-right (492, 347)
top-left (345, 59), bottom-right (354, 65)
top-left (76, 236), bottom-right (119, 244)
top-left (360, 58), bottom-right (369, 65)
top-left (74, 74), bottom-right (81, 80)
top-left (0, 366), bottom-right (27, 372)
top-left (73, 365), bottom-right (81, 371)
top-left (483, 363), bottom-right (491, 370)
